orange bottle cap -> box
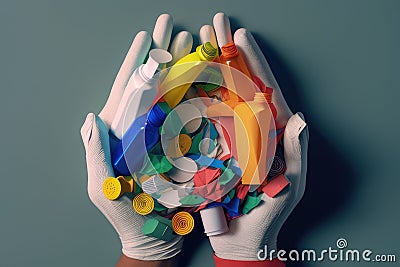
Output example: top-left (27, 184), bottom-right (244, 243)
top-left (171, 211), bottom-right (195, 235)
top-left (221, 42), bottom-right (239, 58)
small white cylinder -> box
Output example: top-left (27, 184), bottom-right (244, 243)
top-left (200, 206), bottom-right (229, 236)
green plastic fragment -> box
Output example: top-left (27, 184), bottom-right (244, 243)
top-left (153, 199), bottom-right (167, 211)
top-left (158, 101), bottom-right (171, 115)
top-left (228, 189), bottom-right (236, 200)
top-left (142, 217), bottom-right (174, 241)
top-left (140, 154), bottom-right (172, 176)
top-left (179, 194), bottom-right (206, 205)
top-left (219, 169), bottom-right (235, 185)
top-left (154, 215), bottom-right (173, 227)
top-left (188, 131), bottom-right (203, 154)
top-left (242, 195), bottom-right (263, 214)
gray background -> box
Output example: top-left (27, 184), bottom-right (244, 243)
top-left (1, 0), bottom-right (399, 266)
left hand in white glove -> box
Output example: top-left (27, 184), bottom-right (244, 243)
top-left (80, 14), bottom-right (193, 263)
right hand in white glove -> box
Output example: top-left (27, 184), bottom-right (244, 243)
top-left (200, 13), bottom-right (310, 265)
top-left (80, 14), bottom-right (194, 266)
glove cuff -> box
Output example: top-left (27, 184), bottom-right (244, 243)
top-left (213, 253), bottom-right (285, 267)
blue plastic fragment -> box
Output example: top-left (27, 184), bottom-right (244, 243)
top-left (222, 195), bottom-right (231, 204)
top-left (209, 122), bottom-right (218, 140)
top-left (148, 103), bottom-right (168, 127)
top-left (208, 195), bottom-right (241, 218)
top-left (188, 154), bottom-right (226, 170)
top-left (111, 113), bottom-right (160, 176)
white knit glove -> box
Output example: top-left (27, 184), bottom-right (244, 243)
top-left (80, 14), bottom-right (193, 261)
top-left (200, 13), bottom-right (310, 261)
top-left (209, 112), bottom-right (308, 261)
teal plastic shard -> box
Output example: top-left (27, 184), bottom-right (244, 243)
top-left (219, 169), bottom-right (235, 185)
top-left (188, 131), bottom-right (203, 154)
top-left (140, 154), bottom-right (173, 176)
top-left (155, 215), bottom-right (173, 227)
top-left (209, 122), bottom-right (218, 139)
top-left (242, 195), bottom-right (263, 214)
top-left (180, 194), bottom-right (206, 205)
top-left (157, 101), bottom-right (171, 115)
top-left (142, 217), bottom-right (174, 241)
top-left (224, 158), bottom-right (242, 176)
top-left (228, 189), bottom-right (236, 200)
top-left (153, 199), bottom-right (168, 211)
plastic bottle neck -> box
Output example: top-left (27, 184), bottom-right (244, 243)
top-left (138, 65), bottom-right (150, 81)
top-left (197, 42), bottom-right (217, 61)
top-left (221, 42), bottom-right (239, 59)
top-left (139, 49), bottom-right (172, 82)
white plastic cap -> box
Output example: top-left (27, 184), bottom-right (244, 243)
top-left (200, 206), bottom-right (229, 236)
top-left (142, 49), bottom-right (172, 80)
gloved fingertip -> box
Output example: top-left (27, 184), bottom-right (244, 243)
top-left (285, 113), bottom-right (307, 140)
top-left (233, 27), bottom-right (250, 40)
top-left (295, 112), bottom-right (310, 143)
top-left (81, 113), bottom-right (109, 151)
top-left (283, 113), bottom-right (309, 177)
top-left (81, 113), bottom-right (96, 147)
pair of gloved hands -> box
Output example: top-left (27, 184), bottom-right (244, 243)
top-left (80, 13), bottom-right (309, 266)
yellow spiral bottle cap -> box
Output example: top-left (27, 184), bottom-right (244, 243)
top-left (172, 211), bottom-right (194, 235)
top-left (133, 193), bottom-right (155, 215)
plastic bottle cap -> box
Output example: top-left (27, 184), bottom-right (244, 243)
top-left (142, 49), bottom-right (172, 80)
top-left (172, 211), bottom-right (195, 235)
top-left (221, 42), bottom-right (239, 58)
top-left (103, 176), bottom-right (134, 200)
top-left (197, 42), bottom-right (217, 61)
top-left (103, 177), bottom-right (122, 200)
top-left (133, 193), bottom-right (155, 215)
top-left (199, 206), bottom-right (229, 236)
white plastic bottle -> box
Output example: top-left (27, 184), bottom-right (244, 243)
top-left (111, 49), bottom-right (172, 139)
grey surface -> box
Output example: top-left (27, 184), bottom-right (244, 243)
top-left (1, 0), bottom-right (399, 266)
